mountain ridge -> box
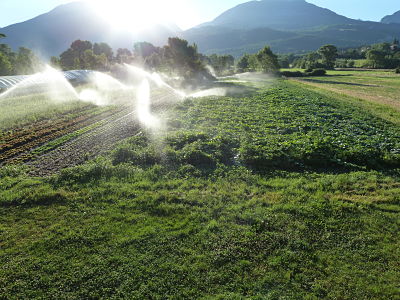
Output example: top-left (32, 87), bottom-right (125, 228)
top-left (197, 0), bottom-right (361, 31)
top-left (184, 0), bottom-right (400, 55)
top-left (381, 11), bottom-right (400, 24)
top-left (1, 0), bottom-right (400, 58)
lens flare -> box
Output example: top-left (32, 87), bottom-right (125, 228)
top-left (136, 79), bottom-right (160, 129)
top-left (86, 0), bottom-right (191, 31)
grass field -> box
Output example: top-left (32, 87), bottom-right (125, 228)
top-left (0, 78), bottom-right (399, 299)
top-left (289, 69), bottom-right (400, 112)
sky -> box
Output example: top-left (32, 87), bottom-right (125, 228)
top-left (0, 0), bottom-right (399, 30)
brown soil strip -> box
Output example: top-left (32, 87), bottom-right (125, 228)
top-left (26, 111), bottom-right (140, 176)
top-left (0, 107), bottom-right (124, 164)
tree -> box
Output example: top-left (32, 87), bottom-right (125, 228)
top-left (82, 49), bottom-right (108, 70)
top-left (318, 45), bottom-right (338, 69)
top-left (14, 47), bottom-right (40, 74)
top-left (50, 56), bottom-right (61, 68)
top-left (366, 49), bottom-right (386, 68)
top-left (60, 40), bottom-right (93, 70)
top-left (70, 40), bottom-right (93, 61)
top-left (255, 46), bottom-right (280, 73)
top-left (93, 42), bottom-right (113, 61)
top-left (133, 42), bottom-right (158, 59)
top-left (0, 52), bottom-right (12, 75)
top-left (60, 48), bottom-right (76, 70)
top-left (116, 48), bottom-right (133, 64)
top-left (59, 40), bottom-right (111, 71)
top-left (236, 54), bottom-right (251, 73)
top-left (208, 54), bottom-right (235, 75)
top-left (163, 37), bottom-right (206, 79)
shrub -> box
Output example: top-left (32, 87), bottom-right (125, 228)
top-left (180, 145), bottom-right (216, 169)
top-left (395, 67), bottom-right (400, 74)
top-left (281, 71), bottom-right (303, 77)
top-left (112, 146), bottom-right (161, 167)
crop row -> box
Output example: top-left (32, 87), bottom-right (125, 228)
top-left (27, 110), bottom-right (140, 176)
top-left (0, 106), bottom-right (126, 164)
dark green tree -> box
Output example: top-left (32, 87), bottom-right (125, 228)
top-left (236, 54), bottom-right (251, 73)
top-left (208, 54), bottom-right (235, 75)
top-left (366, 50), bottom-right (386, 68)
top-left (83, 49), bottom-right (107, 70)
top-left (93, 43), bottom-right (113, 61)
top-left (14, 47), bottom-right (40, 74)
top-left (0, 52), bottom-right (12, 75)
top-left (318, 44), bottom-right (338, 69)
top-left (116, 48), bottom-right (133, 64)
top-left (163, 37), bottom-right (206, 79)
top-left (255, 46), bottom-right (280, 73)
top-left (59, 40), bottom-right (110, 70)
top-left (70, 40), bottom-right (93, 61)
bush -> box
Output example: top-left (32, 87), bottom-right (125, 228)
top-left (395, 67), bottom-right (400, 74)
top-left (180, 144), bottom-right (217, 169)
top-left (112, 146), bottom-right (161, 167)
top-left (281, 71), bottom-right (303, 77)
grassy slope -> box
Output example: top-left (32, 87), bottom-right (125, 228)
top-left (0, 81), bottom-right (399, 299)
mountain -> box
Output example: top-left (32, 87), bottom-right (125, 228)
top-left (183, 22), bottom-right (400, 56)
top-left (1, 0), bottom-right (400, 59)
top-left (183, 0), bottom-right (400, 56)
top-left (382, 11), bottom-right (400, 24)
top-left (0, 1), bottom-right (181, 58)
top-left (198, 0), bottom-right (360, 31)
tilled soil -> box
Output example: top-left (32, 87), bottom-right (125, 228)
top-left (26, 110), bottom-right (141, 177)
top-left (0, 106), bottom-right (124, 164)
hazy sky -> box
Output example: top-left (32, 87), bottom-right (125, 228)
top-left (0, 0), bottom-right (399, 29)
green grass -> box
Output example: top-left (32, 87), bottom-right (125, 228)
top-left (292, 69), bottom-right (400, 112)
top-left (0, 80), bottom-right (399, 299)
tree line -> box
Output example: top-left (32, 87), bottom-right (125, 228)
top-left (0, 34), bottom-right (42, 76)
top-left (0, 32), bottom-right (282, 79)
top-left (279, 40), bottom-right (400, 70)
top-left (51, 38), bottom-right (281, 83)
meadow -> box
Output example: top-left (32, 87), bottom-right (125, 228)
top-left (0, 79), bottom-right (399, 299)
top-left (289, 69), bottom-right (400, 114)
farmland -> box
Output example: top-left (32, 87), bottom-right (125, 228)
top-left (0, 77), bottom-right (399, 299)
top-left (289, 69), bottom-right (400, 116)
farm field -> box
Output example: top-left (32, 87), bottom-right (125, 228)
top-left (290, 69), bottom-right (400, 113)
top-left (0, 79), bottom-right (400, 299)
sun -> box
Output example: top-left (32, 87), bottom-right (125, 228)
top-left (86, 0), bottom-right (188, 31)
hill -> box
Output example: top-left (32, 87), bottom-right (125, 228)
top-left (198, 0), bottom-right (360, 30)
top-left (183, 22), bottom-right (400, 56)
top-left (0, 1), bottom-right (180, 58)
top-left (382, 11), bottom-right (400, 24)
top-left (183, 0), bottom-right (400, 55)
